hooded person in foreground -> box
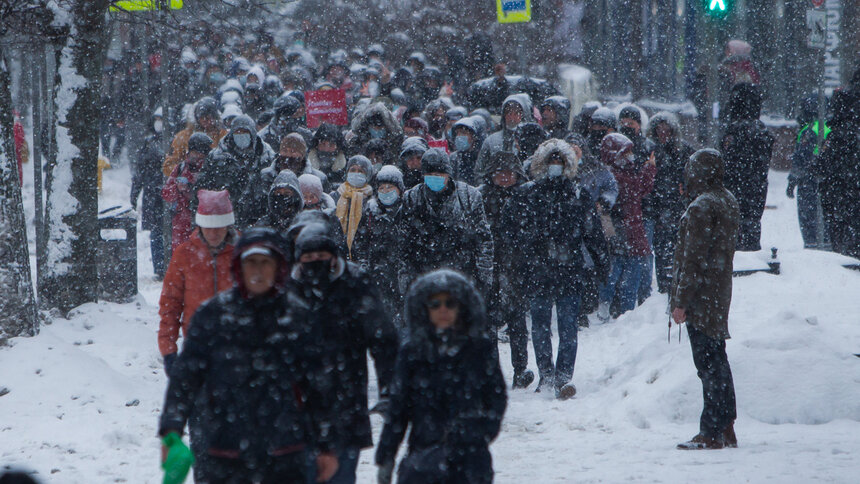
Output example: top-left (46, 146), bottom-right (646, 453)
top-left (671, 149), bottom-right (740, 451)
top-left (376, 269), bottom-right (507, 484)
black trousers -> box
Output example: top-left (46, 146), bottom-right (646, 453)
top-left (688, 325), bottom-right (737, 439)
top-left (194, 452), bottom-right (307, 484)
top-left (506, 311), bottom-right (529, 374)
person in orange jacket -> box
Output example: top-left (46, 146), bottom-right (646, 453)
top-left (158, 189), bottom-right (237, 373)
top-left (162, 97), bottom-right (227, 177)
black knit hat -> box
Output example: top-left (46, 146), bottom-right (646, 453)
top-left (618, 105), bottom-right (642, 124)
top-left (294, 223), bottom-right (340, 260)
top-left (188, 132), bottom-right (214, 154)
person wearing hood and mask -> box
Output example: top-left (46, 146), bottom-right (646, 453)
top-left (398, 136), bottom-right (430, 189)
top-left (159, 228), bottom-right (340, 484)
top-left (351, 165), bottom-right (408, 329)
top-left (257, 170), bottom-right (305, 233)
top-left (423, 99), bottom-right (453, 141)
top-left (540, 96), bottom-right (572, 139)
top-left (643, 112), bottom-right (695, 293)
top-left (572, 101), bottom-right (601, 138)
top-left (331, 155), bottom-right (375, 261)
top-left (449, 116), bottom-right (484, 186)
top-left (444, 107), bottom-right (469, 145)
top-left (299, 173), bottom-right (337, 214)
top-left (309, 123), bottom-right (349, 184)
top-left (194, 114), bottom-right (274, 228)
top-left (163, 133), bottom-right (214, 252)
top-left (586, 106), bottom-right (617, 156)
top-left (288, 224), bottom-right (398, 484)
top-left (399, 149), bottom-right (495, 299)
top-left (262, 133), bottom-right (331, 194)
top-left (787, 96), bottom-right (829, 249)
top-left (719, 83), bottom-right (773, 251)
top-left (132, 108), bottom-right (167, 278)
top-left (597, 133), bottom-right (656, 321)
top-left (258, 93), bottom-right (314, 149)
top-left (347, 103), bottom-right (405, 166)
top-left (479, 151), bottom-right (534, 389)
top-left (375, 269), bottom-right (507, 484)
top-left (476, 93), bottom-right (533, 179)
top-left (163, 96), bottom-right (227, 176)
top-left (502, 139), bottom-right (609, 398)
top-left (672, 149), bottom-right (740, 451)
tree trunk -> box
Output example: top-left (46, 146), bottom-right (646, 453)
top-left (42, 0), bottom-right (110, 314)
top-left (0, 48), bottom-right (38, 341)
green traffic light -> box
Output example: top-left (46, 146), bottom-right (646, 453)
top-left (703, 0), bottom-right (731, 17)
top-left (709, 0), bottom-right (726, 11)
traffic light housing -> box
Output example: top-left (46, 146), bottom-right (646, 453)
top-left (702, 0), bottom-right (733, 19)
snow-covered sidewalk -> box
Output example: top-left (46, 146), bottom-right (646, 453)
top-left (1, 168), bottom-right (858, 483)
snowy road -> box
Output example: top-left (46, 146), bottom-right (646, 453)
top-left (1, 166), bottom-right (858, 483)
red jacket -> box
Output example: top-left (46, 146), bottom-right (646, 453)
top-left (611, 163), bottom-right (656, 256)
top-left (158, 230), bottom-right (235, 356)
top-left (162, 159), bottom-right (204, 251)
top-left (14, 117), bottom-right (27, 186)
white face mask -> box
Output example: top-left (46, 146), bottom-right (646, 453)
top-left (547, 164), bottom-right (564, 178)
top-left (154, 120), bottom-right (163, 133)
top-left (233, 133), bottom-right (252, 149)
top-left (347, 172), bottom-right (367, 188)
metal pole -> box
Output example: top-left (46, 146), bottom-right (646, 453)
top-left (30, 41), bottom-right (44, 300)
top-left (814, 16), bottom-right (827, 249)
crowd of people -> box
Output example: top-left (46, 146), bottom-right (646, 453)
top-left (121, 29), bottom-right (860, 483)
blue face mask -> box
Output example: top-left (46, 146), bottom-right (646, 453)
top-left (369, 127), bottom-right (386, 139)
top-left (233, 133), bottom-right (252, 149)
top-left (346, 172), bottom-right (367, 188)
top-left (209, 72), bottom-right (226, 85)
top-left (547, 164), bottom-right (564, 178)
top-left (424, 175), bottom-right (447, 192)
top-left (454, 135), bottom-right (470, 152)
top-left (377, 189), bottom-right (400, 206)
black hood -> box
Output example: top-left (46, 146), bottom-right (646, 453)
top-left (685, 148), bottom-right (726, 199)
top-left (404, 269), bottom-right (488, 342)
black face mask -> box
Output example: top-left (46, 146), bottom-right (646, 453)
top-left (302, 259), bottom-right (332, 285)
top-left (271, 195), bottom-right (300, 222)
top-left (316, 151), bottom-right (336, 169)
top-left (278, 156), bottom-right (304, 172)
top-left (588, 130), bottom-right (606, 150)
top-left (619, 126), bottom-right (639, 140)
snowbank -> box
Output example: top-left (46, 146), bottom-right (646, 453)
top-left (2, 169), bottom-right (859, 482)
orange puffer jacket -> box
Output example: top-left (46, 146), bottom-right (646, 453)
top-left (158, 230), bottom-right (235, 356)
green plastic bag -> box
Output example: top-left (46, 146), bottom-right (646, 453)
top-left (162, 432), bottom-right (194, 484)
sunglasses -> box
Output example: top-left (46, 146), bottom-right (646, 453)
top-left (426, 298), bottom-right (459, 310)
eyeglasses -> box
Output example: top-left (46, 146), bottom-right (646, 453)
top-left (426, 298), bottom-right (459, 310)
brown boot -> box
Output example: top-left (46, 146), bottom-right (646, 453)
top-left (723, 422), bottom-right (738, 448)
top-left (677, 433), bottom-right (725, 450)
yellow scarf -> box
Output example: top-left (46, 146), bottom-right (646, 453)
top-left (335, 182), bottom-right (373, 258)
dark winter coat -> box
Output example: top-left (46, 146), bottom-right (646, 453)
top-left (399, 181), bottom-right (494, 295)
top-left (288, 259), bottom-right (398, 450)
top-left (351, 198), bottom-right (406, 325)
top-left (643, 112), bottom-right (695, 226)
top-left (376, 270), bottom-right (507, 484)
top-left (194, 118), bottom-right (275, 228)
top-left (719, 84), bottom-right (773, 236)
top-left (503, 139), bottom-right (610, 298)
top-left (159, 232), bottom-right (337, 461)
top-left (478, 151), bottom-right (529, 319)
top-left (815, 91), bottom-right (860, 257)
top-left (131, 131), bottom-right (165, 231)
top-left (671, 150), bottom-right (739, 340)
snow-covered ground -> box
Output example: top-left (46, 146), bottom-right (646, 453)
top-left (2, 163), bottom-right (859, 483)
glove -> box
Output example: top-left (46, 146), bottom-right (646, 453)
top-left (161, 432), bottom-right (194, 484)
top-left (377, 460), bottom-right (394, 484)
top-left (163, 353), bottom-right (177, 377)
top-left (786, 177), bottom-right (797, 199)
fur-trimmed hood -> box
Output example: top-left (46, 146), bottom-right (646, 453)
top-left (403, 269), bottom-right (488, 342)
top-left (647, 111), bottom-right (681, 143)
top-left (351, 102), bottom-right (403, 138)
top-left (528, 138), bottom-right (579, 180)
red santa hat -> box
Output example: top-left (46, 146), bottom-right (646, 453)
top-left (195, 189), bottom-right (235, 228)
